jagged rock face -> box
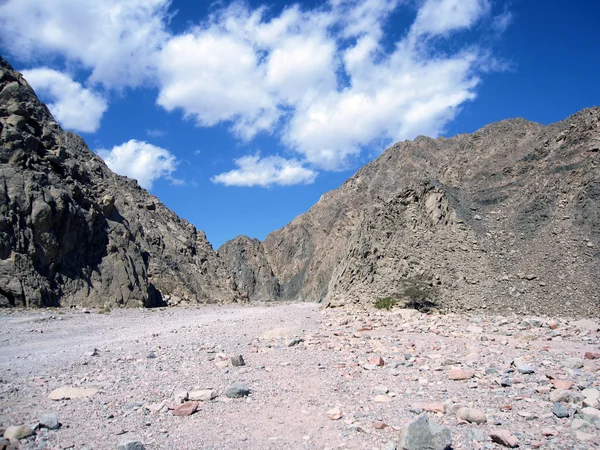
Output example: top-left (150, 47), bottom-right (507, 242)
top-left (226, 109), bottom-right (600, 315)
top-left (0, 57), bottom-right (238, 307)
top-left (217, 236), bottom-right (280, 302)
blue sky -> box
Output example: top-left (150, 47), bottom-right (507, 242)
top-left (1, 0), bottom-right (599, 248)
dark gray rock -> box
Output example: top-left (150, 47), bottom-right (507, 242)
top-left (38, 413), bottom-right (59, 430)
top-left (0, 56), bottom-right (239, 308)
top-left (230, 355), bottom-right (245, 367)
top-left (552, 402), bottom-right (571, 418)
top-left (217, 236), bottom-right (280, 302)
top-left (225, 382), bottom-right (250, 398)
top-left (117, 441), bottom-right (145, 450)
top-left (396, 415), bottom-right (452, 450)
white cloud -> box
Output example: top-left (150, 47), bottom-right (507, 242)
top-left (2, 0), bottom-right (509, 187)
top-left (410, 0), bottom-right (491, 37)
top-left (212, 154), bottom-right (317, 187)
top-left (0, 0), bottom-right (170, 88)
top-left (21, 68), bottom-right (107, 133)
top-left (155, 0), bottom-right (502, 176)
top-left (97, 140), bottom-right (179, 190)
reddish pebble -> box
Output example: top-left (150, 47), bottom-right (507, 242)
top-left (368, 356), bottom-right (385, 366)
top-left (584, 352), bottom-right (600, 360)
top-left (372, 422), bottom-right (388, 429)
top-left (551, 379), bottom-right (574, 390)
top-left (171, 401), bottom-right (198, 417)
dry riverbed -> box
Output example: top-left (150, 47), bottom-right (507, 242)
top-left (1, 303), bottom-right (599, 449)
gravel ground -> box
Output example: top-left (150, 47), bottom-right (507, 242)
top-left (1, 304), bottom-right (599, 450)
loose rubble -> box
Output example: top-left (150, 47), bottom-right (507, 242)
top-left (0, 304), bottom-right (599, 449)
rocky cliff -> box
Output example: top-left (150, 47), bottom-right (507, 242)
top-left (221, 109), bottom-right (600, 316)
top-left (0, 57), bottom-right (238, 307)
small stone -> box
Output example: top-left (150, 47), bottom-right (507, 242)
top-left (397, 415), bottom-right (452, 450)
top-left (489, 430), bottom-right (519, 448)
top-left (38, 413), bottom-right (60, 430)
top-left (584, 352), bottom-right (600, 360)
top-left (548, 319), bottom-right (558, 329)
top-left (230, 355), bottom-right (245, 366)
top-left (542, 427), bottom-right (559, 437)
top-left (48, 386), bottom-right (98, 400)
top-left (369, 356), bottom-right (385, 367)
top-left (551, 380), bottom-right (573, 390)
top-left (574, 430), bottom-right (594, 442)
top-left (188, 389), bottom-right (217, 401)
top-left (456, 407), bottom-right (487, 424)
top-left (501, 376), bottom-right (512, 387)
top-left (363, 363), bottom-right (379, 370)
top-left (215, 360), bottom-right (229, 369)
top-left (552, 402), bottom-right (570, 418)
top-left (225, 382), bottom-right (250, 398)
top-left (448, 367), bottom-right (474, 380)
top-left (146, 351), bottom-right (156, 359)
top-left (3, 425), bottom-right (34, 441)
top-left (327, 407), bottom-right (342, 420)
top-left (373, 386), bottom-right (389, 395)
top-left (517, 364), bottom-right (535, 374)
top-left (372, 422), bottom-right (388, 429)
top-left (87, 348), bottom-right (99, 357)
top-left (286, 338), bottom-right (304, 347)
top-left (170, 401), bottom-right (198, 417)
top-left (413, 403), bottom-right (445, 414)
top-left (374, 394), bottom-right (392, 403)
top-left (173, 391), bottom-right (189, 404)
top-left (549, 389), bottom-right (570, 403)
top-left (117, 440), bottom-right (146, 450)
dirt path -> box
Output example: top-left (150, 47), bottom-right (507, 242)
top-left (1, 305), bottom-right (599, 449)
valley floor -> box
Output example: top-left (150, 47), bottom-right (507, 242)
top-left (0, 303), bottom-right (599, 450)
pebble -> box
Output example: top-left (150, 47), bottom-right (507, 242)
top-left (188, 389), bottom-right (217, 401)
top-left (551, 379), bottom-right (573, 390)
top-left (117, 440), bottom-right (145, 450)
top-left (48, 387), bottom-right (98, 400)
top-left (549, 389), bottom-right (570, 403)
top-left (38, 413), bottom-right (60, 430)
top-left (170, 401), bottom-right (198, 417)
top-left (368, 356), bottom-right (385, 367)
top-left (286, 338), bottom-right (304, 347)
top-left (552, 402), bottom-right (570, 418)
top-left (225, 382), bottom-right (251, 398)
top-left (455, 407), bottom-right (487, 424)
top-left (489, 430), bottom-right (519, 448)
top-left (3, 425), bottom-right (34, 441)
top-left (327, 407), bottom-right (342, 420)
top-left (397, 415), bottom-right (452, 450)
top-left (448, 367), bottom-right (474, 380)
top-left (374, 394), bottom-right (392, 403)
top-left (230, 355), bottom-right (245, 366)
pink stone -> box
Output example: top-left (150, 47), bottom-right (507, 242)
top-left (551, 379), bottom-right (574, 390)
top-left (369, 356), bottom-right (385, 367)
top-left (171, 401), bottom-right (198, 417)
top-left (490, 430), bottom-right (519, 448)
top-left (448, 367), bottom-right (474, 380)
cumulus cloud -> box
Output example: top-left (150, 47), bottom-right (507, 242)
top-left (0, 0), bottom-right (170, 88)
top-left (212, 154), bottom-right (317, 187)
top-left (21, 68), bottom-right (107, 133)
top-left (157, 0), bottom-right (505, 176)
top-left (97, 140), bottom-right (179, 190)
top-left (410, 0), bottom-right (491, 37)
top-left (2, 0), bottom-right (510, 186)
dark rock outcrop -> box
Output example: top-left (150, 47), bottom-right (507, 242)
top-left (222, 109), bottom-right (600, 315)
top-left (217, 236), bottom-right (280, 302)
top-left (0, 57), bottom-right (238, 307)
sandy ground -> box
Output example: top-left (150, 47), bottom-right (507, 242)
top-left (1, 303), bottom-right (599, 450)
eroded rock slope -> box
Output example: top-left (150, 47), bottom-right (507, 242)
top-left (222, 109), bottom-right (600, 315)
top-left (0, 57), bottom-right (238, 307)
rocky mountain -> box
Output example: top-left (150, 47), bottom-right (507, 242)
top-left (0, 57), bottom-right (238, 307)
top-left (221, 109), bottom-right (600, 316)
